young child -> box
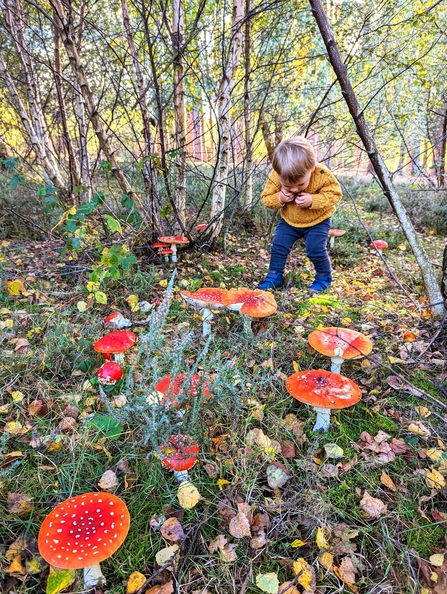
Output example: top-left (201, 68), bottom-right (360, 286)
top-left (258, 136), bottom-right (342, 293)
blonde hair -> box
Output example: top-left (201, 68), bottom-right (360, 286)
top-left (272, 137), bottom-right (316, 182)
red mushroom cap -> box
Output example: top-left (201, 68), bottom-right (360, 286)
top-left (370, 240), bottom-right (388, 250)
top-left (329, 229), bottom-right (346, 237)
top-left (286, 369), bottom-right (362, 409)
top-left (180, 288), bottom-right (228, 309)
top-left (196, 224), bottom-right (208, 231)
top-left (104, 312), bottom-right (131, 330)
top-left (222, 288), bottom-right (277, 318)
top-left (93, 331), bottom-right (137, 356)
top-left (152, 242), bottom-right (169, 249)
top-left (308, 327), bottom-right (373, 360)
top-left (38, 492), bottom-right (130, 569)
top-left (155, 373), bottom-right (211, 408)
top-left (95, 362), bottom-right (123, 385)
top-left (158, 434), bottom-right (199, 472)
top-left (158, 248), bottom-right (173, 255)
top-left (158, 236), bottom-right (190, 245)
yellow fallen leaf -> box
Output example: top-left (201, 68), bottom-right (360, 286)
top-left (4, 279), bottom-right (26, 296)
top-left (292, 557), bottom-right (316, 590)
top-left (177, 482), bottom-right (202, 509)
top-left (11, 391), bottom-right (24, 403)
top-left (217, 479), bottom-right (230, 490)
top-left (77, 301), bottom-right (87, 312)
top-left (415, 406), bottom-right (431, 417)
top-left (5, 554), bottom-right (26, 575)
top-left (159, 279), bottom-right (168, 288)
top-left (46, 568), bottom-right (77, 594)
top-left (319, 551), bottom-right (334, 570)
top-left (380, 471), bottom-right (397, 492)
top-left (256, 572), bottom-right (279, 593)
top-left (316, 526), bottom-right (330, 549)
top-left (4, 421), bottom-right (24, 436)
top-left (408, 422), bottom-right (431, 438)
top-left (425, 449), bottom-right (443, 462)
top-left (430, 554), bottom-right (444, 567)
top-left (155, 545), bottom-right (179, 570)
top-left (126, 571), bottom-right (147, 593)
top-left (290, 539), bottom-right (306, 548)
top-left (425, 468), bottom-right (446, 490)
top-left (126, 294), bottom-right (140, 312)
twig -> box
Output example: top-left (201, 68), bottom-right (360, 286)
top-left (412, 308), bottom-right (447, 362)
top-left (134, 559), bottom-right (175, 594)
top-left (239, 565), bottom-right (252, 594)
top-left (5, 207), bottom-right (52, 236)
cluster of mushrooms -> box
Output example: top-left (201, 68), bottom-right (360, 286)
top-left (285, 327), bottom-right (373, 432)
top-left (180, 287), bottom-right (278, 336)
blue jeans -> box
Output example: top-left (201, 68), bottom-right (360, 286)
top-left (268, 217), bottom-right (332, 276)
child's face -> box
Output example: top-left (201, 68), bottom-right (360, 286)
top-left (279, 166), bottom-right (315, 195)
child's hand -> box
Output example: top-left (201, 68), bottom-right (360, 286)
top-left (294, 193), bottom-right (312, 208)
top-left (278, 190), bottom-right (296, 204)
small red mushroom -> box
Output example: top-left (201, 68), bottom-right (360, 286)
top-left (95, 362), bottom-right (123, 385)
top-left (158, 434), bottom-right (199, 482)
top-left (308, 327), bottom-right (373, 374)
top-left (196, 224), bottom-right (208, 231)
top-left (104, 312), bottom-right (131, 330)
top-left (370, 240), bottom-right (388, 254)
top-left (328, 229), bottom-right (346, 249)
top-left (93, 330), bottom-right (137, 364)
top-left (158, 236), bottom-right (190, 263)
top-left (38, 492), bottom-right (130, 588)
top-left (154, 373), bottom-right (211, 408)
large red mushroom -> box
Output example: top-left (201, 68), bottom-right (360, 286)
top-left (38, 492), bottom-right (130, 588)
top-left (286, 369), bottom-right (362, 432)
top-left (222, 288), bottom-right (277, 335)
top-left (180, 287), bottom-right (228, 336)
top-left (93, 330), bottom-right (137, 364)
top-left (308, 327), bottom-right (373, 374)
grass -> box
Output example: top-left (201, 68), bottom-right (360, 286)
top-left (1, 182), bottom-right (447, 594)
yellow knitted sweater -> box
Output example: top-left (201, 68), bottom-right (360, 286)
top-left (261, 163), bottom-right (342, 228)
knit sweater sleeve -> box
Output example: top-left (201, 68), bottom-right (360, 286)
top-left (260, 171), bottom-right (283, 210)
top-left (309, 170), bottom-right (342, 210)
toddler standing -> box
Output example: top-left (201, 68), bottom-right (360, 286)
top-left (258, 136), bottom-right (342, 293)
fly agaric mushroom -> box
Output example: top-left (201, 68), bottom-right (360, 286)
top-left (153, 373), bottom-right (211, 408)
top-left (95, 362), bottom-right (123, 385)
top-left (370, 240), bottom-right (388, 254)
top-left (38, 492), bottom-right (130, 588)
top-left (308, 327), bottom-right (373, 374)
top-left (158, 247), bottom-right (173, 263)
top-left (93, 330), bottom-right (137, 364)
top-left (196, 224), bottom-right (208, 231)
top-left (158, 236), bottom-right (190, 263)
top-left (158, 434), bottom-right (199, 483)
top-left (328, 229), bottom-right (346, 249)
top-left (180, 287), bottom-right (228, 336)
top-left (152, 241), bottom-right (169, 250)
top-left (286, 369), bottom-right (362, 432)
top-left (222, 288), bottom-right (277, 335)
top-left (104, 312), bottom-right (132, 330)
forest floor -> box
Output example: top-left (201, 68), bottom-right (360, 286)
top-left (1, 190), bottom-right (447, 594)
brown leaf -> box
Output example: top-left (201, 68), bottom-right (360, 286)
top-left (251, 512), bottom-right (269, 531)
top-left (360, 491), bottom-right (388, 519)
top-left (389, 438), bottom-right (408, 454)
top-left (333, 556), bottom-right (358, 592)
top-left (28, 399), bottom-right (49, 416)
top-left (145, 580), bottom-right (174, 594)
top-left (281, 440), bottom-right (296, 458)
top-left (160, 517), bottom-right (185, 542)
top-left (7, 492), bottom-right (33, 516)
top-left (98, 469), bottom-right (118, 491)
top-left (250, 529), bottom-right (267, 549)
top-left (380, 471), bottom-right (397, 492)
top-left (229, 512), bottom-right (251, 538)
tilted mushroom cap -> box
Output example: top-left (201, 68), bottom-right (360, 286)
top-left (308, 327), bottom-right (373, 360)
top-left (158, 434), bottom-right (199, 472)
top-left (152, 241), bottom-right (169, 249)
top-left (38, 492), bottom-right (130, 569)
top-left (222, 288), bottom-right (277, 318)
top-left (329, 229), bottom-right (346, 238)
top-left (93, 331), bottom-right (137, 356)
top-left (370, 240), bottom-right (388, 250)
top-left (158, 248), bottom-right (173, 255)
top-left (196, 224), bottom-right (208, 231)
top-left (286, 369), bottom-right (361, 409)
top-left (180, 288), bottom-right (228, 310)
top-left (155, 373), bottom-right (211, 408)
top-left (158, 235), bottom-right (190, 245)
top-left (95, 362), bottom-right (123, 385)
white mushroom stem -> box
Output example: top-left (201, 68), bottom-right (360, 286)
top-left (170, 244), bottom-right (178, 263)
top-left (330, 347), bottom-right (344, 374)
top-left (329, 236), bottom-right (335, 249)
top-left (226, 302), bottom-right (253, 335)
top-left (113, 353), bottom-right (125, 365)
top-left (201, 308), bottom-right (213, 337)
top-left (84, 563), bottom-right (106, 588)
top-left (313, 407), bottom-right (331, 432)
top-left (173, 469), bottom-right (189, 483)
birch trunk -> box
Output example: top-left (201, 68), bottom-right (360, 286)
top-left (243, 0), bottom-right (253, 212)
top-left (209, 0), bottom-right (244, 239)
top-left (309, 0), bottom-right (445, 316)
top-left (172, 0), bottom-right (187, 227)
top-left (52, 0), bottom-right (146, 217)
top-left (121, 0), bottom-right (160, 232)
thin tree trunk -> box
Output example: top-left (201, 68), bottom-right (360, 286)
top-left (172, 0), bottom-right (187, 227)
top-left (121, 0), bottom-right (160, 232)
top-left (438, 103), bottom-right (447, 188)
top-left (209, 0), bottom-right (244, 239)
top-left (52, 0), bottom-right (146, 217)
top-left (309, 0), bottom-right (445, 316)
top-left (243, 0), bottom-right (253, 212)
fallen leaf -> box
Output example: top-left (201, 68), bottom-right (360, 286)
top-left (46, 569), bottom-right (77, 594)
top-left (333, 556), bottom-right (358, 592)
top-left (126, 571), bottom-right (147, 593)
top-left (145, 581), bottom-right (174, 594)
top-left (250, 529), bottom-right (267, 549)
top-left (324, 443), bottom-right (344, 459)
top-left (5, 554), bottom-right (26, 575)
top-left (98, 469), bottom-right (118, 491)
top-left (229, 512), bottom-right (251, 538)
top-left (408, 422), bottom-right (431, 438)
top-left (380, 471), bottom-right (397, 491)
top-left (177, 481), bottom-right (202, 509)
top-left (256, 572), bottom-right (279, 593)
top-left (291, 539), bottom-right (306, 548)
top-left (316, 526), bottom-right (330, 549)
top-left (160, 517), bottom-right (185, 542)
top-left (425, 468), bottom-right (446, 490)
top-left (360, 491), bottom-right (388, 519)
top-left (7, 492), bottom-right (33, 516)
top-left (155, 544), bottom-right (179, 570)
top-left (5, 279), bottom-right (26, 296)
top-left (430, 554), bottom-right (445, 567)
top-left (292, 557), bottom-right (316, 591)
top-left (278, 581), bottom-right (300, 594)
top-left (319, 551), bottom-right (334, 570)
top-left (267, 464), bottom-right (290, 489)
top-left (208, 534), bottom-right (237, 562)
